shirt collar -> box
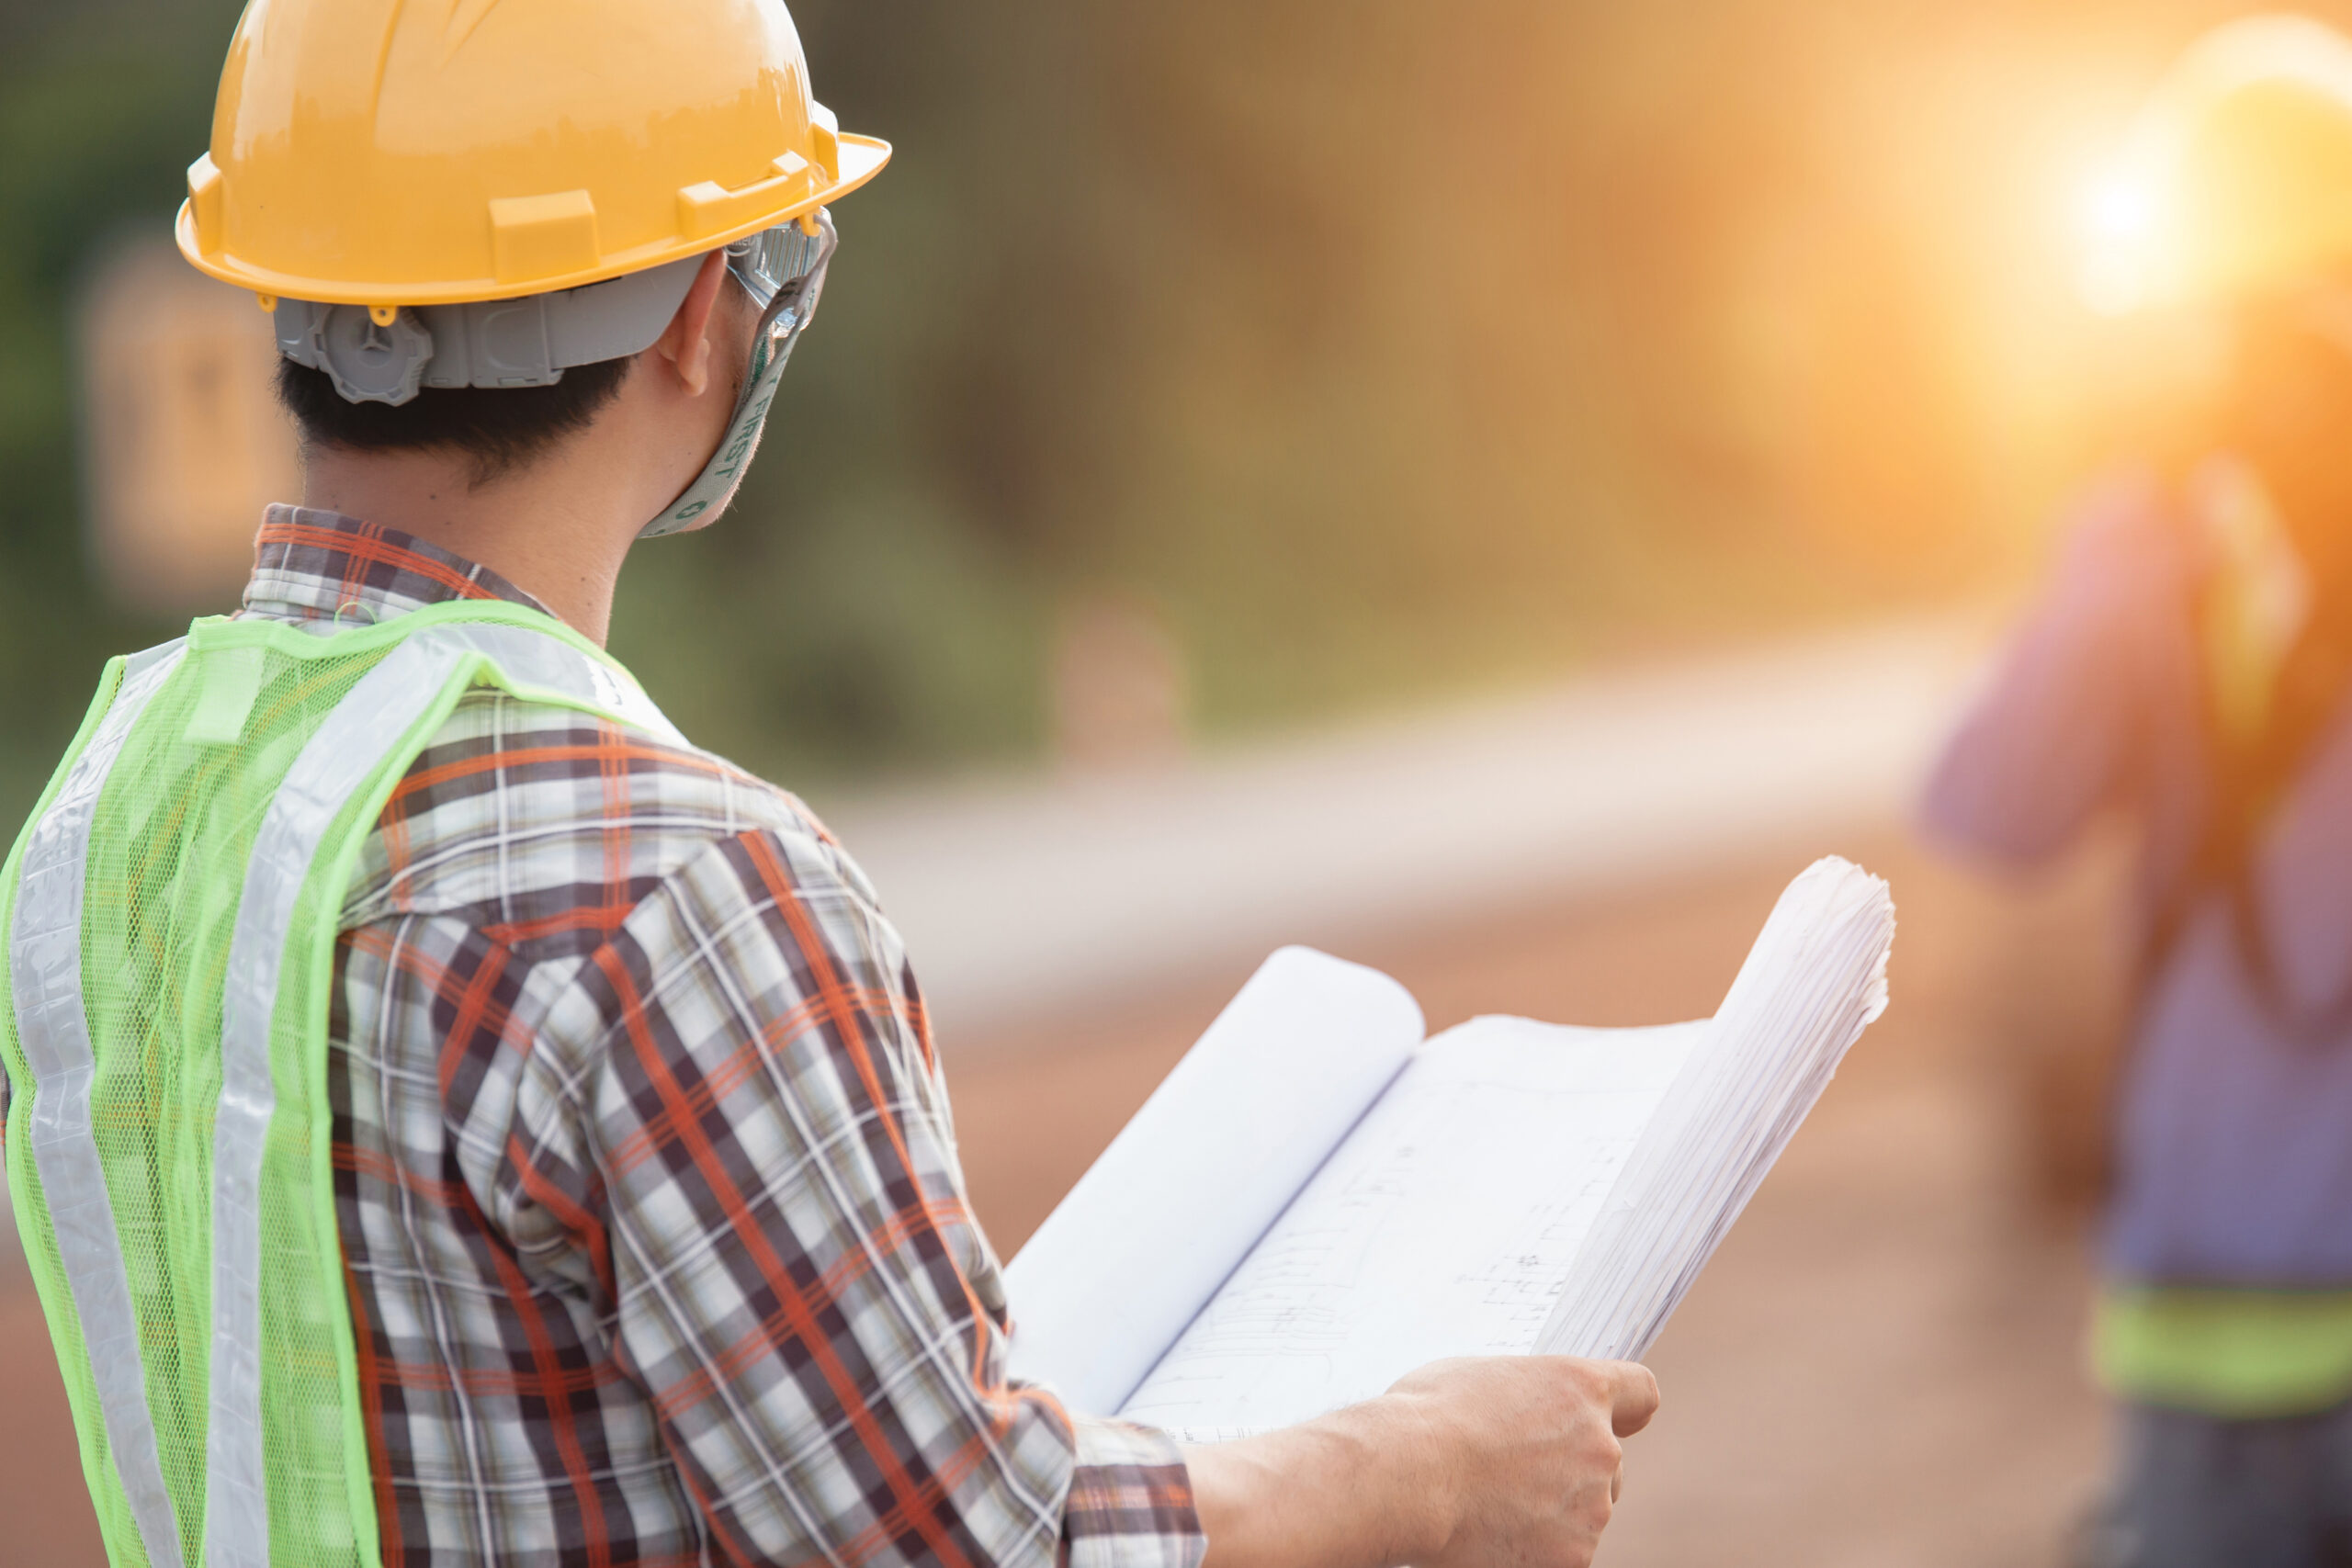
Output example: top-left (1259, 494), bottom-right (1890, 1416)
top-left (240, 505), bottom-right (549, 627)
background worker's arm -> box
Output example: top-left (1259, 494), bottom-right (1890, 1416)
top-left (1922, 471), bottom-right (2199, 864)
top-left (1185, 1356), bottom-right (1659, 1568)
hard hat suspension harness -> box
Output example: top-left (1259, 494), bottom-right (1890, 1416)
top-left (267, 210), bottom-right (838, 540)
top-left (271, 255), bottom-right (705, 405)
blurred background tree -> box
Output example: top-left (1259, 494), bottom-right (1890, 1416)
top-left (0, 0), bottom-right (2315, 829)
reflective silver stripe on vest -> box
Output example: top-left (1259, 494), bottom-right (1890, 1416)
top-left (206, 623), bottom-right (677, 1567)
top-left (429, 620), bottom-right (688, 748)
top-left (9, 640), bottom-right (191, 1568)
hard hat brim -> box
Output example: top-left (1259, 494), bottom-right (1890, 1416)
top-left (175, 133), bottom-right (891, 309)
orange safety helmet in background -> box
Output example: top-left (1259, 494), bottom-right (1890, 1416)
top-left (176, 0), bottom-right (889, 535)
top-left (2085, 14), bottom-right (2352, 314)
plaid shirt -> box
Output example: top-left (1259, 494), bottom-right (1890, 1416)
top-left (11, 509), bottom-right (1203, 1568)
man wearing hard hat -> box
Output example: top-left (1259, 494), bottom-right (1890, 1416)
top-left (1927, 16), bottom-right (2352, 1566)
top-left (0, 4), bottom-right (1656, 1566)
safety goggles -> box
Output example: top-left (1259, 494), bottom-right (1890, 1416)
top-left (727, 211), bottom-right (835, 320)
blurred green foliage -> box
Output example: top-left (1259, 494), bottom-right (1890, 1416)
top-left (5, 0), bottom-right (2301, 833)
top-left (0, 0), bottom-right (252, 831)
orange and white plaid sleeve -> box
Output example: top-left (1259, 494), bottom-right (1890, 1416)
top-left (508, 824), bottom-right (1205, 1568)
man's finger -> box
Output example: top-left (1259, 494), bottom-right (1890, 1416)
top-left (1604, 1361), bottom-right (1660, 1437)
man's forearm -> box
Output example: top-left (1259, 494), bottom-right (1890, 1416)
top-left (1182, 1398), bottom-right (1452, 1568)
top-left (1173, 1355), bottom-right (1655, 1568)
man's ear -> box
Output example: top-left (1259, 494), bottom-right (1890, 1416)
top-left (650, 250), bottom-right (734, 398)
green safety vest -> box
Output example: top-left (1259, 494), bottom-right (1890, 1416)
top-left (0, 603), bottom-right (681, 1568)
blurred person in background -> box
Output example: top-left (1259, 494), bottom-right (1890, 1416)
top-left (0, 2), bottom-right (1658, 1565)
top-left (1925, 16), bottom-right (2352, 1566)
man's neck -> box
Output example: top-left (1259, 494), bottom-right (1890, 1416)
top-left (300, 445), bottom-right (639, 646)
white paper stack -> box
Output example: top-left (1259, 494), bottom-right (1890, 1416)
top-left (1004, 856), bottom-right (1895, 1438)
top-left (1535, 858), bottom-right (1894, 1360)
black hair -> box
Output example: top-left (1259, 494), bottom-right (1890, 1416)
top-left (275, 355), bottom-right (636, 485)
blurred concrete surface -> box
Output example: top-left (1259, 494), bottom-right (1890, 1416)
top-left (2, 615), bottom-right (2125, 1564)
top-left (824, 613), bottom-right (1991, 1042)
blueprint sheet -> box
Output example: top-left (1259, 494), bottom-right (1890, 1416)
top-left (1115, 1017), bottom-right (1702, 1439)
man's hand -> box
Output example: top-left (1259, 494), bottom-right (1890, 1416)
top-left (1389, 1357), bottom-right (1658, 1567)
top-left (1183, 1355), bottom-right (1659, 1568)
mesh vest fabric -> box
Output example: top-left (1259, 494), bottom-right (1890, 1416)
top-left (0, 604), bottom-right (668, 1568)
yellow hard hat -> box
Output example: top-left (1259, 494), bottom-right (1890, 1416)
top-left (175, 0), bottom-right (889, 309)
top-left (2086, 15), bottom-right (2352, 312)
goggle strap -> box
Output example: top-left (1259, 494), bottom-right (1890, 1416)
top-left (638, 210), bottom-right (838, 539)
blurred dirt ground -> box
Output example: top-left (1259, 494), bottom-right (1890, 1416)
top-left (0, 828), bottom-right (2122, 1565)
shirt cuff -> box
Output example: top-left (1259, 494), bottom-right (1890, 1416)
top-left (1064, 1415), bottom-right (1205, 1568)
